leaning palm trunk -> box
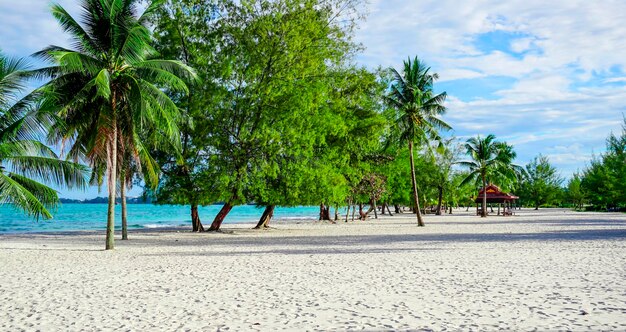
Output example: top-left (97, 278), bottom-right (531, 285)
top-left (409, 141), bottom-right (425, 226)
top-left (106, 119), bottom-right (118, 250)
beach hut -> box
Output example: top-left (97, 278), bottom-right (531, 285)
top-left (474, 184), bottom-right (519, 216)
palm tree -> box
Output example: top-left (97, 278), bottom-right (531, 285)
top-left (386, 56), bottom-right (450, 226)
top-left (459, 135), bottom-right (521, 217)
top-left (34, 0), bottom-right (196, 249)
top-left (0, 52), bottom-right (87, 218)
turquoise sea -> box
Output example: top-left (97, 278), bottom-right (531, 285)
top-left (0, 204), bottom-right (320, 233)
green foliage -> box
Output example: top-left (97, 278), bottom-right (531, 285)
top-left (580, 119), bottom-right (626, 210)
top-left (565, 173), bottom-right (586, 209)
top-left (377, 147), bottom-right (412, 206)
top-left (151, 0), bottom-right (376, 226)
top-left (518, 155), bottom-right (564, 209)
top-left (0, 51), bottom-right (88, 219)
top-left (385, 57), bottom-right (450, 147)
top-left (150, 0), bottom-right (222, 214)
top-left (459, 135), bottom-right (522, 188)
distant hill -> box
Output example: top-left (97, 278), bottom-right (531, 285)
top-left (59, 196), bottom-right (153, 204)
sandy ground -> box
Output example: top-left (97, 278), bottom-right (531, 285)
top-left (0, 208), bottom-right (625, 331)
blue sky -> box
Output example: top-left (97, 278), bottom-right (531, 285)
top-left (1, 0), bottom-right (625, 199)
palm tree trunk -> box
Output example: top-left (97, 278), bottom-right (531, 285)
top-left (481, 175), bottom-right (487, 218)
top-left (121, 173), bottom-right (128, 240)
top-left (105, 119), bottom-right (117, 250)
top-left (409, 141), bottom-right (425, 226)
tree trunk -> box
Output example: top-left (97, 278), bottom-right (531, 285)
top-left (394, 205), bottom-right (401, 214)
top-left (481, 176), bottom-right (487, 217)
top-left (209, 202), bottom-right (233, 231)
top-left (191, 204), bottom-right (204, 232)
top-left (254, 205), bottom-right (275, 229)
top-left (345, 201), bottom-right (350, 222)
top-left (449, 206), bottom-right (452, 214)
top-left (334, 206), bottom-right (339, 221)
top-left (372, 200), bottom-right (378, 219)
top-left (436, 186), bottom-right (443, 215)
top-left (359, 200), bottom-right (375, 220)
top-left (319, 203), bottom-right (324, 220)
top-left (105, 118), bottom-right (117, 250)
top-left (121, 174), bottom-right (128, 240)
top-left (319, 203), bottom-right (331, 220)
top-left (409, 141), bottom-right (425, 226)
top-left (358, 203), bottom-right (363, 220)
top-left (351, 204), bottom-right (356, 221)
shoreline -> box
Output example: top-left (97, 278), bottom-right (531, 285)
top-left (1, 206), bottom-right (623, 237)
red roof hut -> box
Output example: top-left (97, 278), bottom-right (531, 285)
top-left (474, 184), bottom-right (519, 216)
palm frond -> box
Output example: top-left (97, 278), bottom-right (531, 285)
top-left (7, 156), bottom-right (89, 189)
top-left (0, 172), bottom-right (54, 219)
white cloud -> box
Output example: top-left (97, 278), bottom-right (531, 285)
top-left (355, 0), bottom-right (626, 176)
top-left (0, 1), bottom-right (76, 55)
top-left (509, 37), bottom-right (535, 53)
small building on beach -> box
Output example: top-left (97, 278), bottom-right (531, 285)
top-left (474, 184), bottom-right (519, 216)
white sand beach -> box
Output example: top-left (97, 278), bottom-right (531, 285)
top-left (1, 208), bottom-right (625, 331)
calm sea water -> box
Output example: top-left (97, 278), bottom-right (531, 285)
top-left (0, 204), bottom-right (320, 233)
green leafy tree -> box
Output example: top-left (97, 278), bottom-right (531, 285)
top-left (36, 0), bottom-right (196, 249)
top-left (0, 51), bottom-right (87, 218)
top-left (199, 0), bottom-right (363, 231)
top-left (448, 171), bottom-right (475, 212)
top-left (429, 138), bottom-right (461, 215)
top-left (566, 173), bottom-right (586, 210)
top-left (581, 119), bottom-right (626, 210)
top-left (385, 56), bottom-right (450, 226)
top-left (520, 155), bottom-right (563, 209)
top-left (378, 147), bottom-right (412, 213)
top-left (151, 0), bottom-right (222, 232)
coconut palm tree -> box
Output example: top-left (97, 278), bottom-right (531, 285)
top-left (34, 0), bottom-right (196, 249)
top-left (386, 56), bottom-right (450, 226)
top-left (459, 135), bottom-right (521, 217)
top-left (0, 52), bottom-right (87, 218)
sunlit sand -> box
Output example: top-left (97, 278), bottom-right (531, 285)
top-left (1, 208), bottom-right (624, 330)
